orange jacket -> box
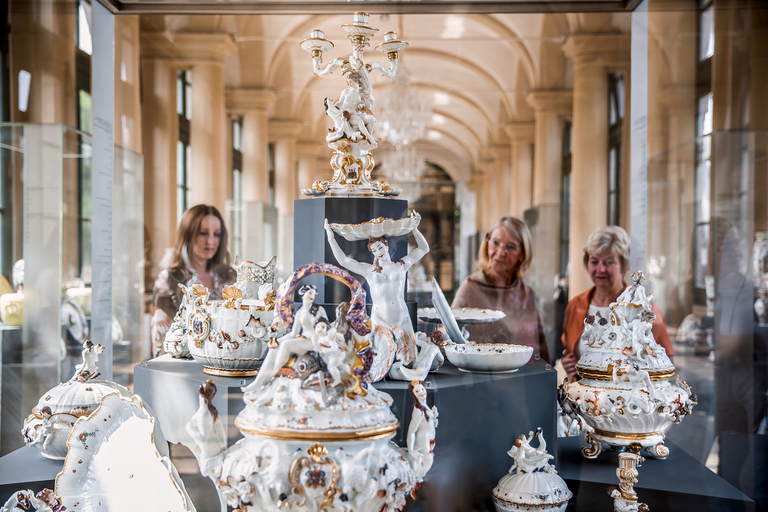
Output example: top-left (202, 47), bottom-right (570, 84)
top-left (561, 286), bottom-right (674, 361)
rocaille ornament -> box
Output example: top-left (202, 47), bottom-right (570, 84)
top-left (180, 256), bottom-right (282, 376)
top-left (559, 271), bottom-right (697, 459)
top-left (186, 263), bottom-right (438, 512)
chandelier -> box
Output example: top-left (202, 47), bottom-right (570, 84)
top-left (377, 66), bottom-right (431, 182)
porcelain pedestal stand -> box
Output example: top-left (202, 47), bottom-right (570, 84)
top-left (582, 431), bottom-right (669, 460)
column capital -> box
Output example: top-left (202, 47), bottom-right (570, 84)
top-left (526, 90), bottom-right (573, 116)
top-left (269, 119), bottom-right (303, 140)
top-left (562, 33), bottom-right (630, 70)
top-left (141, 32), bottom-right (236, 65)
top-left (226, 88), bottom-right (278, 114)
top-left (504, 122), bottom-right (535, 144)
top-left (296, 141), bottom-right (324, 159)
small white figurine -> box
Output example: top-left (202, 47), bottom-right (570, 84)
top-left (187, 379), bottom-right (227, 478)
top-left (73, 340), bottom-right (104, 381)
top-left (406, 380), bottom-right (438, 478)
top-left (27, 406), bottom-right (54, 453)
top-left (2, 489), bottom-right (63, 512)
top-left (311, 318), bottom-right (349, 386)
top-left (389, 330), bottom-right (445, 381)
top-left (244, 285), bottom-right (327, 393)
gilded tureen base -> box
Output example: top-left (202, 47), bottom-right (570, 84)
top-left (582, 429), bottom-right (669, 460)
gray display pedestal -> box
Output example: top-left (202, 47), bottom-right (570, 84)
top-left (293, 197), bottom-right (408, 306)
top-left (0, 446), bottom-right (63, 504)
top-left (558, 435), bottom-right (755, 511)
top-left (132, 355), bottom-right (558, 511)
top-left (0, 326), bottom-right (23, 457)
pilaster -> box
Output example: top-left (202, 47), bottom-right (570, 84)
top-left (504, 122), bottom-right (535, 218)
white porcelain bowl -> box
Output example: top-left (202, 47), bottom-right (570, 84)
top-left (444, 343), bottom-right (533, 373)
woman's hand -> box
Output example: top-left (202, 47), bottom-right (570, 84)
top-left (561, 351), bottom-right (578, 381)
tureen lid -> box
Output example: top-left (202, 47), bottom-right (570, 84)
top-left (32, 380), bottom-right (131, 418)
top-left (576, 272), bottom-right (674, 380)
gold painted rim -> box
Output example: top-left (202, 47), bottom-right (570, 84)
top-left (32, 408), bottom-right (92, 420)
top-left (577, 366), bottom-right (676, 382)
top-left (492, 493), bottom-right (571, 508)
top-left (591, 427), bottom-right (662, 441)
top-left (203, 367), bottom-right (259, 377)
top-left (236, 419), bottom-right (399, 442)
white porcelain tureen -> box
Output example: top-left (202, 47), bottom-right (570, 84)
top-left (492, 428), bottom-right (572, 512)
top-left (559, 272), bottom-right (697, 459)
top-left (21, 341), bottom-right (166, 462)
top-left (186, 263), bottom-right (438, 512)
top-left (182, 257), bottom-right (280, 376)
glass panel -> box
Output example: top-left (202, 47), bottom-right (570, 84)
top-left (699, 5), bottom-right (715, 61)
top-left (77, 1), bottom-right (93, 56)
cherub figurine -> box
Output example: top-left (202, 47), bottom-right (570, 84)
top-left (507, 428), bottom-right (554, 474)
top-left (28, 406), bottom-right (54, 453)
top-left (72, 340), bottom-right (104, 381)
top-left (311, 318), bottom-right (349, 386)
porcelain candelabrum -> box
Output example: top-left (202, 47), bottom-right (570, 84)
top-left (300, 12), bottom-right (407, 197)
top-left (186, 263), bottom-right (438, 512)
top-left (559, 272), bottom-right (697, 459)
top-left (325, 212), bottom-right (444, 382)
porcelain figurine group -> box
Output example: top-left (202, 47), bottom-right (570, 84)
top-left (186, 262), bottom-right (438, 512)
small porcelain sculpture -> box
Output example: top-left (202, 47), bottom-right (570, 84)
top-left (22, 341), bottom-right (131, 460)
top-left (1, 489), bottom-right (65, 512)
top-left (492, 428), bottom-right (572, 512)
top-left (325, 213), bottom-right (441, 382)
top-left (186, 263), bottom-right (438, 512)
top-left (184, 256), bottom-right (279, 376)
top-left (559, 272), bottom-right (697, 459)
top-left (299, 12), bottom-right (407, 197)
top-left (608, 448), bottom-right (649, 512)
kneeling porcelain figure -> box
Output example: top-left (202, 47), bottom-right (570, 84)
top-left (492, 428), bottom-right (572, 512)
top-left (187, 263), bottom-right (438, 512)
top-left (559, 272), bottom-right (697, 459)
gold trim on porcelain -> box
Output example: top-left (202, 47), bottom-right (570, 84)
top-left (591, 428), bottom-right (662, 441)
top-left (576, 365), bottom-right (676, 382)
top-left (203, 367), bottom-right (259, 377)
top-left (235, 419), bottom-right (399, 442)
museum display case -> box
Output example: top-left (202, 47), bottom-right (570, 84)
top-left (0, 1), bottom-right (766, 511)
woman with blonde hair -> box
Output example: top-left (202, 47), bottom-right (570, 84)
top-left (452, 216), bottom-right (550, 362)
top-left (560, 226), bottom-right (673, 381)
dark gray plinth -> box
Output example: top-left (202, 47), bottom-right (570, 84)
top-left (0, 326), bottom-right (23, 457)
top-left (558, 435), bottom-right (755, 511)
top-left (293, 197), bottom-right (408, 305)
top-left (0, 446), bottom-right (63, 504)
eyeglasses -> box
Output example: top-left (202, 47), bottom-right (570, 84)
top-left (487, 238), bottom-right (519, 253)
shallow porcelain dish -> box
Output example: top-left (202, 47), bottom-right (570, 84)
top-left (445, 343), bottom-right (533, 373)
top-left (329, 213), bottom-right (420, 241)
top-left (418, 307), bottom-right (505, 324)
top-left (56, 393), bottom-right (194, 512)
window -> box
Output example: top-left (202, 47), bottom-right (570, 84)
top-left (0, 3), bottom-right (10, 276)
top-left (559, 120), bottom-right (572, 280)
top-left (268, 142), bottom-right (275, 206)
top-left (177, 70), bottom-right (191, 223)
top-left (607, 72), bottom-right (624, 226)
top-left (76, 0), bottom-right (92, 278)
top-left (231, 117), bottom-right (243, 259)
top-left (694, 0), bottom-right (713, 302)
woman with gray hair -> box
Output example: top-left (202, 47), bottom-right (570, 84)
top-left (560, 226), bottom-right (673, 381)
top-left (452, 216), bottom-right (550, 362)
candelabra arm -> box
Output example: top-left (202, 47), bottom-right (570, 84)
top-left (369, 58), bottom-right (399, 79)
top-left (313, 57), bottom-right (347, 77)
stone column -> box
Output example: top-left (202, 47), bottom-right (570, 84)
top-left (270, 120), bottom-right (302, 277)
top-left (525, 91), bottom-right (572, 353)
top-left (114, 16), bottom-right (142, 153)
top-left (140, 38), bottom-right (180, 284)
top-left (490, 144), bottom-right (512, 221)
top-left (504, 123), bottom-right (535, 218)
top-left (562, 33), bottom-right (630, 297)
top-left (478, 157), bottom-right (496, 230)
top-left (183, 35), bottom-right (237, 210)
top-left (225, 88), bottom-right (277, 203)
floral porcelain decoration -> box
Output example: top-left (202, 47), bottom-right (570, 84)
top-left (559, 271), bottom-right (697, 459)
top-left (492, 428), bottom-right (572, 512)
top-left (186, 263), bottom-right (438, 512)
